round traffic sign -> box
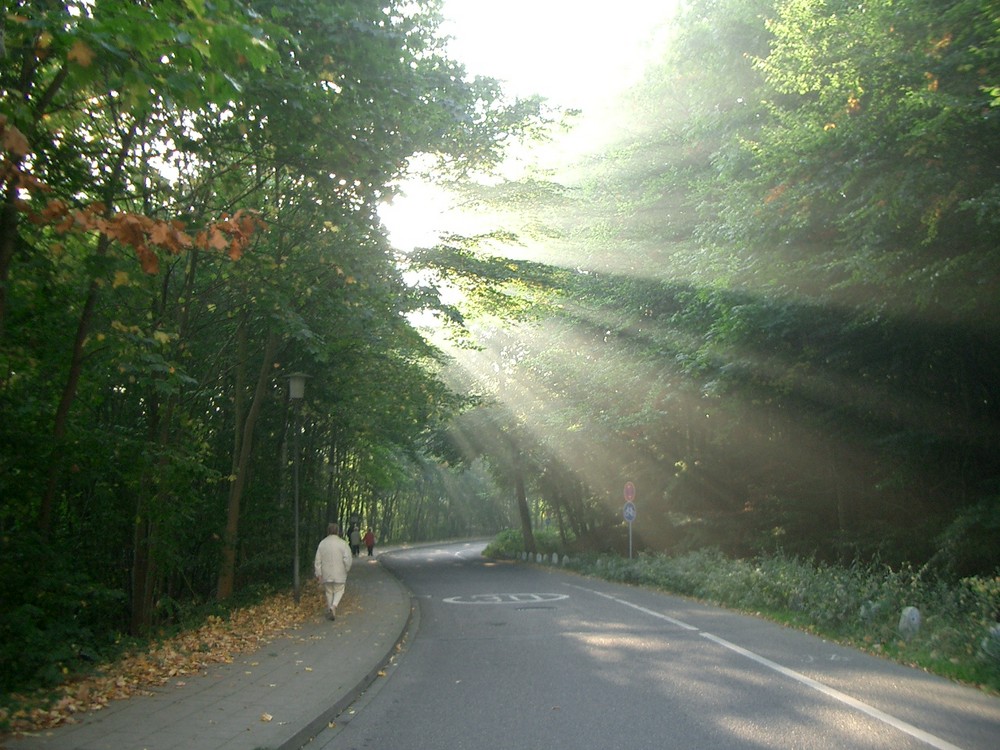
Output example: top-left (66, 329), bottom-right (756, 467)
top-left (624, 481), bottom-right (636, 502)
top-left (623, 501), bottom-right (637, 523)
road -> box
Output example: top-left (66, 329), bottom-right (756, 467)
top-left (310, 541), bottom-right (1000, 750)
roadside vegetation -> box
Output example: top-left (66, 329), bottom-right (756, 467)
top-left (485, 530), bottom-right (1000, 694)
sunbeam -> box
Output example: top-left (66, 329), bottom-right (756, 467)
top-left (383, 0), bottom-right (1000, 570)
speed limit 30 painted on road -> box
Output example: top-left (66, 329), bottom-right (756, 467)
top-left (443, 593), bottom-right (569, 604)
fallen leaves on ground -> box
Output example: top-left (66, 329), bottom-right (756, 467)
top-left (1, 581), bottom-right (354, 737)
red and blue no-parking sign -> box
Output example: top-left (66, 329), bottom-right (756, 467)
top-left (623, 481), bottom-right (637, 522)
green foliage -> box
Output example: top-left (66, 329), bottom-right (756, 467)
top-left (440, 0), bottom-right (1000, 577)
top-left (0, 0), bottom-right (540, 698)
top-left (408, 239), bottom-right (574, 321)
top-left (0, 534), bottom-right (126, 693)
top-left (706, 0), bottom-right (1000, 278)
top-left (930, 497), bottom-right (1000, 578)
top-left (483, 528), bottom-right (526, 559)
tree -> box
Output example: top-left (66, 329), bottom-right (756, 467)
top-left (1, 0), bottom-right (545, 688)
top-left (402, 0), bottom-right (1000, 567)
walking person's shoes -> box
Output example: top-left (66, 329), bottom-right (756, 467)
top-left (326, 608), bottom-right (336, 621)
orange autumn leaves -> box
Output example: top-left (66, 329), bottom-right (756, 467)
top-left (0, 586), bottom-right (325, 736)
top-left (2, 114), bottom-right (267, 275)
top-left (35, 200), bottom-right (267, 274)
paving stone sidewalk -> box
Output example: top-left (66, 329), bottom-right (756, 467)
top-left (4, 557), bottom-right (412, 750)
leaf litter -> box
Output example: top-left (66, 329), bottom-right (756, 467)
top-left (1, 582), bottom-right (358, 737)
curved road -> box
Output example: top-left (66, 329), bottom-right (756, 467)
top-left (311, 541), bottom-right (1000, 750)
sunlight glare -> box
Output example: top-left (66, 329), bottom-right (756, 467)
top-left (441, 0), bottom-right (678, 110)
top-left (381, 1), bottom-right (679, 253)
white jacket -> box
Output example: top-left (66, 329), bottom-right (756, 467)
top-left (314, 534), bottom-right (353, 583)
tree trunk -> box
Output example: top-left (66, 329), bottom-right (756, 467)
top-left (129, 510), bottom-right (157, 634)
top-left (216, 327), bottom-right (279, 600)
top-left (513, 448), bottom-right (536, 554)
top-left (37, 274), bottom-right (102, 535)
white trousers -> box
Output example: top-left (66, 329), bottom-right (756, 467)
top-left (322, 581), bottom-right (346, 611)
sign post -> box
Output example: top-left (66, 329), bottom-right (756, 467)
top-left (623, 482), bottom-right (637, 559)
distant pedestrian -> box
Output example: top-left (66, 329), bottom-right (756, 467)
top-left (363, 527), bottom-right (375, 556)
top-left (349, 525), bottom-right (362, 556)
top-left (314, 523), bottom-right (352, 621)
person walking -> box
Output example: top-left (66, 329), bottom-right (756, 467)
top-left (363, 527), bottom-right (375, 557)
top-left (314, 523), bottom-right (353, 621)
top-left (349, 524), bottom-right (362, 556)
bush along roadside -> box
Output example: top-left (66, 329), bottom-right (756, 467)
top-left (485, 533), bottom-right (1000, 694)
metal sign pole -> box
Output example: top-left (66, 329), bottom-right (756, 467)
top-left (623, 481), bottom-right (637, 560)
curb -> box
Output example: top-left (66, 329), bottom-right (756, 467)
top-left (276, 562), bottom-right (416, 750)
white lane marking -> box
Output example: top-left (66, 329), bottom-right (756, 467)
top-left (428, 547), bottom-right (474, 558)
top-left (700, 632), bottom-right (966, 750)
top-left (443, 593), bottom-right (569, 604)
top-left (565, 583), bottom-right (966, 750)
top-left (565, 584), bottom-right (699, 630)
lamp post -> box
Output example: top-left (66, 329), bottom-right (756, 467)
top-left (287, 372), bottom-right (310, 604)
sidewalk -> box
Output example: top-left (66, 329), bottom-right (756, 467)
top-left (5, 557), bottom-right (413, 750)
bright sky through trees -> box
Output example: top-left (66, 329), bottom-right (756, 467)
top-left (440, 0), bottom-right (677, 109)
top-left (380, 0), bottom-right (679, 251)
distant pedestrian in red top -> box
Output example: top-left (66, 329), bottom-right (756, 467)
top-left (363, 528), bottom-right (376, 557)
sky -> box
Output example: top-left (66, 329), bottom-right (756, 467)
top-left (438, 0), bottom-right (677, 110)
top-left (380, 0), bottom-right (679, 252)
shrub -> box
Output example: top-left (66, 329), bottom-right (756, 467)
top-left (483, 527), bottom-right (566, 559)
top-left (931, 497), bottom-right (1000, 578)
top-left (483, 529), bottom-right (525, 559)
top-left (0, 533), bottom-right (127, 693)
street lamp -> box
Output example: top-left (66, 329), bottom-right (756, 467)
top-left (287, 372), bottom-right (310, 604)
top-left (288, 372), bottom-right (309, 400)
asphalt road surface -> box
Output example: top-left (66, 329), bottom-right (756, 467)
top-left (310, 541), bottom-right (1000, 750)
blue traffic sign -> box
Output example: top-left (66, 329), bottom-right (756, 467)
top-left (623, 501), bottom-right (637, 523)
